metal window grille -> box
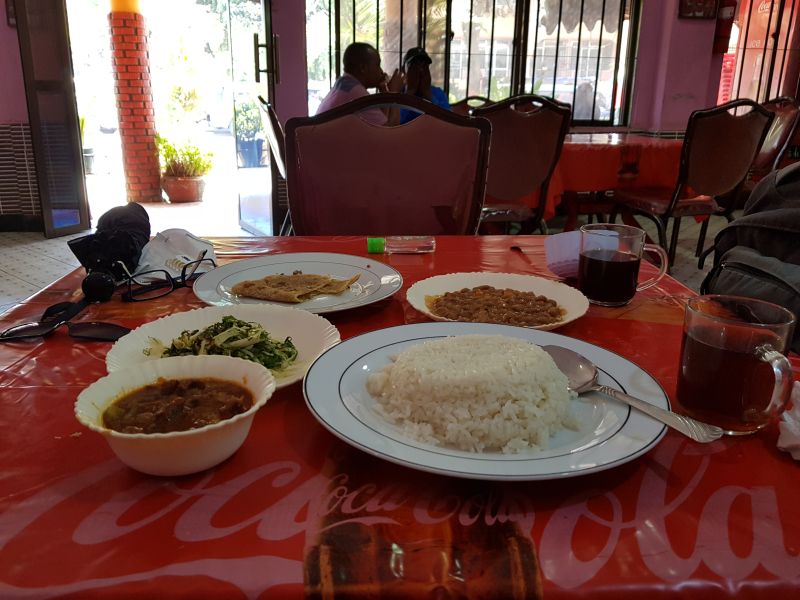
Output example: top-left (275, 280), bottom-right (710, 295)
top-left (728, 0), bottom-right (797, 103)
top-left (307, 0), bottom-right (638, 126)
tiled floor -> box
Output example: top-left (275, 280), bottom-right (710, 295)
top-left (0, 231), bottom-right (85, 314)
top-left (0, 205), bottom-right (733, 316)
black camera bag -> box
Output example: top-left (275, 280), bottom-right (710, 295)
top-left (701, 164), bottom-right (800, 353)
top-left (68, 203), bottom-right (151, 281)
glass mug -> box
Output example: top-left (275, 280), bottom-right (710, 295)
top-left (676, 295), bottom-right (796, 435)
top-left (578, 224), bottom-right (669, 306)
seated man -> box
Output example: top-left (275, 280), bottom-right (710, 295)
top-left (316, 42), bottom-right (404, 125)
top-left (400, 47), bottom-right (451, 124)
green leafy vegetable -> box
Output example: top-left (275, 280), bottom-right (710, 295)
top-left (146, 316), bottom-right (298, 372)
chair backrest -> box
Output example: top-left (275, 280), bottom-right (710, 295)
top-left (284, 93), bottom-right (491, 236)
top-left (257, 95), bottom-right (286, 179)
top-left (472, 94), bottom-right (571, 218)
top-left (679, 99), bottom-right (774, 198)
top-left (451, 95), bottom-right (494, 116)
top-left (752, 96), bottom-right (800, 175)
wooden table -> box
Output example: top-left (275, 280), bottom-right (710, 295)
top-left (1, 236), bottom-right (798, 598)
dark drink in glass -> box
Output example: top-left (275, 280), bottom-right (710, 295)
top-left (676, 296), bottom-right (795, 435)
top-left (578, 249), bottom-right (640, 306)
top-left (577, 224), bottom-right (668, 306)
top-left (676, 329), bottom-right (777, 433)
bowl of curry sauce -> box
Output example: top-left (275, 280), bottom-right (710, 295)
top-left (75, 355), bottom-right (276, 476)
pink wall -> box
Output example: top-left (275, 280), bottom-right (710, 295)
top-left (272, 0), bottom-right (308, 125)
top-left (0, 3), bottom-right (29, 123)
top-left (630, 0), bottom-right (721, 131)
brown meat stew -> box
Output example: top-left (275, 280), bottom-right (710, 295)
top-left (102, 377), bottom-right (254, 434)
top-left (426, 285), bottom-right (565, 327)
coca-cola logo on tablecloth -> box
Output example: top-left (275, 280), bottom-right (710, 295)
top-left (1, 438), bottom-right (798, 597)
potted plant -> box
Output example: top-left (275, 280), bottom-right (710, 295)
top-left (156, 135), bottom-right (213, 203)
top-left (235, 100), bottom-right (264, 168)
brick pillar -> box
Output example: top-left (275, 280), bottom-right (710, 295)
top-left (108, 8), bottom-right (161, 203)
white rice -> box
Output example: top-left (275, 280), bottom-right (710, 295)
top-left (366, 334), bottom-right (575, 454)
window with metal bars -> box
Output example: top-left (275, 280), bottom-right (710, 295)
top-left (306, 0), bottom-right (639, 126)
top-left (720, 0), bottom-right (798, 104)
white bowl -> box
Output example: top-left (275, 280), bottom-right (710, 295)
top-left (105, 305), bottom-right (340, 389)
top-left (75, 355), bottom-right (276, 476)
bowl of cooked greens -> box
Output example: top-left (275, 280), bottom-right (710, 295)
top-left (105, 305), bottom-right (341, 388)
top-left (75, 355), bottom-right (276, 476)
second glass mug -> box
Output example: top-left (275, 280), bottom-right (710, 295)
top-left (578, 223), bottom-right (669, 306)
top-left (676, 295), bottom-right (796, 434)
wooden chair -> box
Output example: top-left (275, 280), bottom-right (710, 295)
top-left (284, 93), bottom-right (491, 236)
top-left (472, 94), bottom-right (571, 233)
top-left (451, 95), bottom-right (494, 116)
top-left (610, 99), bottom-right (774, 266)
top-left (696, 96), bottom-right (800, 267)
top-left (257, 95), bottom-right (292, 235)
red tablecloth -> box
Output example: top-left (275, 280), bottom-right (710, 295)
top-left (544, 133), bottom-right (684, 220)
top-left (1, 236), bottom-right (798, 599)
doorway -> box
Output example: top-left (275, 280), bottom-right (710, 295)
top-left (13, 0), bottom-right (91, 238)
top-left (65, 0), bottom-right (275, 235)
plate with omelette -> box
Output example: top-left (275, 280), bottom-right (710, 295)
top-left (193, 253), bottom-right (403, 314)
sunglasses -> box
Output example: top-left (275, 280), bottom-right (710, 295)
top-left (0, 320), bottom-right (130, 342)
top-left (0, 301), bottom-right (130, 342)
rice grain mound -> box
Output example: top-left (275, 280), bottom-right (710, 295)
top-left (367, 334), bottom-right (574, 453)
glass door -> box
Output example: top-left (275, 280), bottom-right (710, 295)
top-left (14, 0), bottom-right (90, 238)
top-left (233, 0), bottom-right (276, 236)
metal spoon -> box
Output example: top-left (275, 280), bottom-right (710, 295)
top-left (541, 345), bottom-right (723, 443)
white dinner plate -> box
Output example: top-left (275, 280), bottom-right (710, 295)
top-left (106, 305), bottom-right (340, 389)
top-left (192, 253), bottom-right (403, 313)
top-left (304, 322), bottom-right (668, 481)
top-left (406, 272), bottom-right (589, 330)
